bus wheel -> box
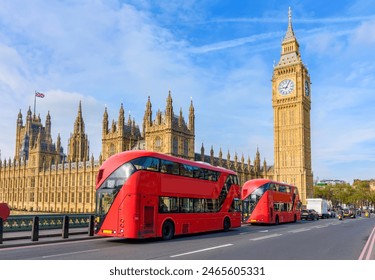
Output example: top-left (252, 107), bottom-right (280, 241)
top-left (223, 217), bottom-right (231, 232)
top-left (162, 220), bottom-right (174, 240)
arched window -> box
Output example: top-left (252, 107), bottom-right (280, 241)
top-left (184, 139), bottom-right (189, 157)
top-left (173, 137), bottom-right (178, 154)
top-left (154, 137), bottom-right (162, 152)
top-left (109, 143), bottom-right (115, 157)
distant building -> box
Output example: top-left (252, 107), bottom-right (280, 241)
top-left (353, 179), bottom-right (375, 191)
top-left (316, 179), bottom-right (347, 186)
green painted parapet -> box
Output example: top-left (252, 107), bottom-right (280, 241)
top-left (2, 214), bottom-right (94, 232)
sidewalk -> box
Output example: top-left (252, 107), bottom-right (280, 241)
top-left (0, 228), bottom-right (101, 249)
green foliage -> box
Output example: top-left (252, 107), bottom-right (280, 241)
top-left (313, 183), bottom-right (375, 208)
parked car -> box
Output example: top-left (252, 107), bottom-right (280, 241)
top-left (301, 209), bottom-right (319, 220)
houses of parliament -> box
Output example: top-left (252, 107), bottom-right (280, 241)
top-left (0, 9), bottom-right (313, 213)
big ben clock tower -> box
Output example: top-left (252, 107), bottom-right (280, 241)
top-left (272, 8), bottom-right (313, 204)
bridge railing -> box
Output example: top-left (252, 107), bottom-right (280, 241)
top-left (2, 214), bottom-right (93, 232)
top-left (0, 214), bottom-right (95, 244)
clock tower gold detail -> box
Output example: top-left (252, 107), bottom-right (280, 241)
top-left (272, 7), bottom-right (313, 203)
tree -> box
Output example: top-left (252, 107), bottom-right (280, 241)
top-left (313, 182), bottom-right (374, 210)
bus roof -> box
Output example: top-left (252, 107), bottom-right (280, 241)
top-left (243, 178), bottom-right (297, 188)
top-left (241, 179), bottom-right (297, 199)
top-left (101, 150), bottom-right (237, 175)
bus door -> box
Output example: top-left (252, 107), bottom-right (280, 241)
top-left (270, 207), bottom-right (274, 223)
top-left (141, 195), bottom-right (157, 236)
top-left (242, 199), bottom-right (250, 222)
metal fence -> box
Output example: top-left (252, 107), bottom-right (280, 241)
top-left (0, 214), bottom-right (95, 244)
top-left (2, 214), bottom-right (93, 232)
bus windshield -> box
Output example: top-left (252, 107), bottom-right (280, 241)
top-left (96, 162), bottom-right (135, 215)
top-left (243, 183), bottom-right (269, 217)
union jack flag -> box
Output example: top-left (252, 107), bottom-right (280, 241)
top-left (35, 92), bottom-right (45, 98)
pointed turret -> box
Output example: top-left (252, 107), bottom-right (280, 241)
top-left (68, 101), bottom-right (89, 162)
top-left (283, 7), bottom-right (296, 43)
top-left (74, 101), bottom-right (85, 135)
top-left (45, 111), bottom-right (51, 141)
top-left (102, 106), bottom-right (108, 135)
top-left (26, 106), bottom-right (32, 129)
top-left (234, 153), bottom-right (238, 170)
top-left (188, 98), bottom-right (195, 131)
top-left (143, 96), bottom-right (152, 136)
top-left (218, 148), bottom-right (223, 167)
top-left (165, 91), bottom-right (173, 124)
top-left (178, 107), bottom-right (183, 127)
top-left (263, 158), bottom-right (267, 175)
top-left (200, 143), bottom-right (205, 161)
top-left (56, 133), bottom-right (61, 151)
top-left (118, 103), bottom-right (125, 132)
top-left (17, 109), bottom-right (23, 126)
top-left (276, 7), bottom-right (301, 67)
top-left (254, 148), bottom-right (261, 174)
top-left (241, 154), bottom-right (245, 171)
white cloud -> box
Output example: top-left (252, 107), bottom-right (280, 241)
top-left (352, 20), bottom-right (375, 45)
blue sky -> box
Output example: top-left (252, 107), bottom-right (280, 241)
top-left (0, 0), bottom-right (375, 183)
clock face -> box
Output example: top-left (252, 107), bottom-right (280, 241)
top-left (305, 80), bottom-right (310, 96)
top-left (278, 79), bottom-right (294, 95)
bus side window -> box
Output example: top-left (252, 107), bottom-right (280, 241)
top-left (160, 160), bottom-right (179, 175)
top-left (180, 198), bottom-right (193, 212)
top-left (274, 203), bottom-right (280, 211)
top-left (169, 197), bottom-right (179, 213)
top-left (180, 164), bottom-right (194, 178)
top-left (193, 167), bottom-right (204, 180)
top-left (206, 170), bottom-right (219, 181)
top-left (159, 197), bottom-right (169, 213)
top-left (193, 198), bottom-right (203, 212)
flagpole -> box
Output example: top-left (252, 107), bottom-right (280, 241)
top-left (34, 90), bottom-right (37, 117)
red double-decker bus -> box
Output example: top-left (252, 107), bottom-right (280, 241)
top-left (241, 179), bottom-right (301, 224)
top-left (95, 150), bottom-right (241, 240)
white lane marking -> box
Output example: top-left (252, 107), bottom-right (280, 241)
top-left (358, 226), bottom-right (375, 260)
top-left (313, 225), bottom-right (329, 229)
top-left (170, 244), bottom-right (233, 258)
top-left (37, 249), bottom-right (101, 259)
top-left (250, 233), bottom-right (282, 241)
top-left (258, 230), bottom-right (269, 233)
top-left (288, 228), bottom-right (311, 233)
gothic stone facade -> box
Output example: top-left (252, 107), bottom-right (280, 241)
top-left (271, 9), bottom-right (313, 203)
top-left (0, 91), bottom-right (271, 213)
